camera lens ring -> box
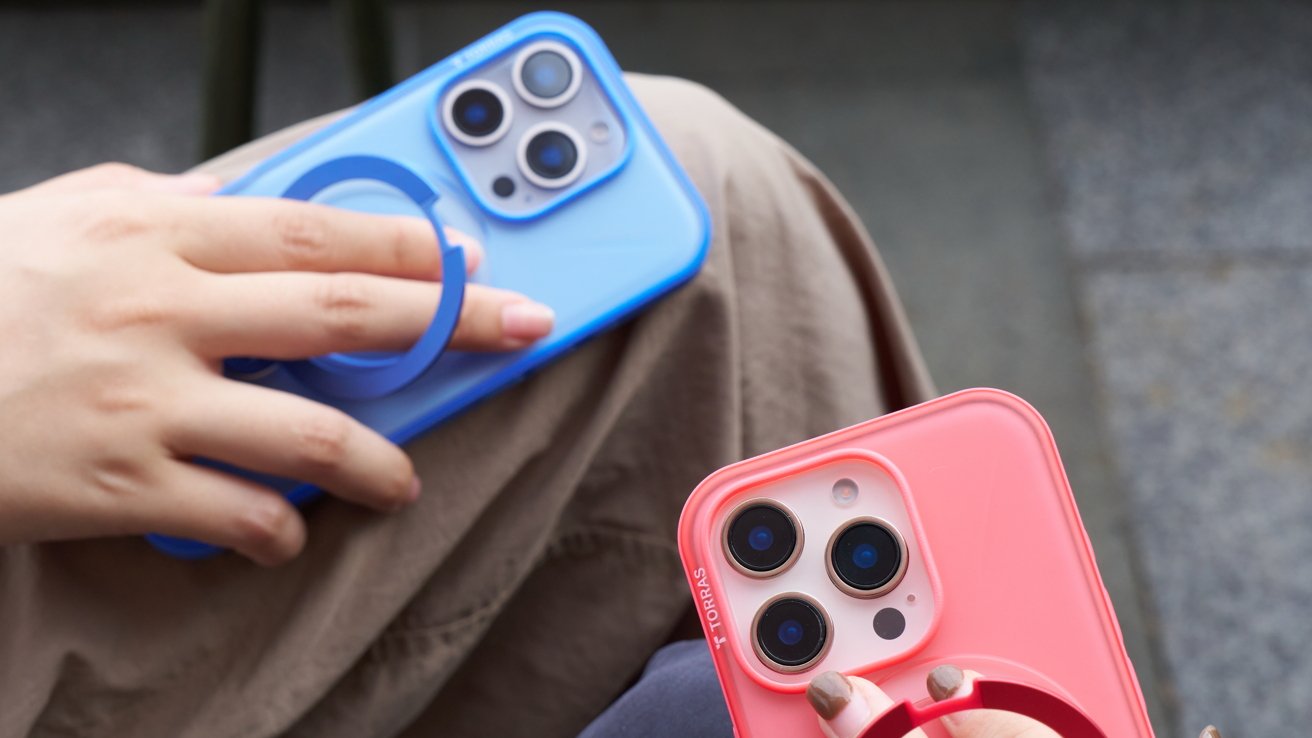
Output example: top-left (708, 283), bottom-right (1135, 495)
top-left (516, 122), bottom-right (587, 190)
top-left (751, 593), bottom-right (832, 673)
top-left (442, 79), bottom-right (513, 147)
top-left (512, 40), bottom-right (583, 108)
top-left (721, 498), bottom-right (804, 578)
top-left (826, 516), bottom-right (909, 599)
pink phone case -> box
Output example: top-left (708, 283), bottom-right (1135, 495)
top-left (677, 389), bottom-right (1153, 737)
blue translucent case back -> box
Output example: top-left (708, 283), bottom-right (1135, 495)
top-left (151, 12), bottom-right (710, 557)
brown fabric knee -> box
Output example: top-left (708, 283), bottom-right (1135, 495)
top-left (0, 73), bottom-right (931, 738)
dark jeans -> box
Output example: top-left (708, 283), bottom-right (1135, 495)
top-left (580, 641), bottom-right (733, 738)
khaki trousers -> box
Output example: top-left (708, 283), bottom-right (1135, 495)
top-left (0, 74), bottom-right (932, 738)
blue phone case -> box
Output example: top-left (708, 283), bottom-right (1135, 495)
top-left (150, 12), bottom-right (710, 557)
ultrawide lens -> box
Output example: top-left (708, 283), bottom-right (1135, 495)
top-left (725, 503), bottom-right (798, 574)
top-left (755, 596), bottom-right (827, 670)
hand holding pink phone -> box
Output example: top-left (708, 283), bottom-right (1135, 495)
top-left (678, 389), bottom-right (1154, 737)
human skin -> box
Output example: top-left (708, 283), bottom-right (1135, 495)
top-left (806, 666), bottom-right (1222, 738)
top-left (0, 163), bottom-right (554, 565)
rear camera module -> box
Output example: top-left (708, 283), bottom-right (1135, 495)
top-left (827, 517), bottom-right (908, 598)
top-left (723, 501), bottom-right (801, 577)
top-left (442, 80), bottom-right (512, 147)
top-left (513, 40), bottom-right (582, 108)
top-left (517, 123), bottom-right (587, 189)
top-left (753, 595), bottom-right (830, 672)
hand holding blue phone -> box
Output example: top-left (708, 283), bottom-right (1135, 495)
top-left (150, 12), bottom-right (710, 558)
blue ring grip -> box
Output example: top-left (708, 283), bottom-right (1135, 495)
top-left (283, 155), bottom-right (466, 400)
top-left (147, 155), bottom-right (464, 558)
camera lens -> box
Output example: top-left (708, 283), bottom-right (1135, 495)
top-left (724, 502), bottom-right (799, 575)
top-left (514, 41), bottom-right (580, 107)
top-left (442, 81), bottom-right (511, 146)
top-left (517, 124), bottom-right (586, 189)
top-left (828, 519), bottom-right (907, 596)
top-left (522, 51), bottom-right (571, 99)
top-left (754, 596), bottom-right (829, 671)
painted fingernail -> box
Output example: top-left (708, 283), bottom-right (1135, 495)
top-left (927, 664), bottom-right (965, 702)
top-left (501, 302), bottom-right (555, 340)
top-left (406, 476), bottom-right (422, 504)
top-left (1199, 727), bottom-right (1222, 738)
top-left (806, 672), bottom-right (871, 736)
top-left (807, 671), bottom-right (852, 720)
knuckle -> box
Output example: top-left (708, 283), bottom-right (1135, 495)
top-left (232, 498), bottom-right (294, 550)
top-left (87, 455), bottom-right (151, 504)
top-left (386, 219), bottom-right (428, 274)
top-left (315, 274), bottom-right (374, 342)
top-left (85, 295), bottom-right (178, 333)
top-left (291, 410), bottom-right (354, 471)
top-left (85, 162), bottom-right (148, 189)
top-left (273, 209), bottom-right (332, 267)
top-left (82, 199), bottom-right (152, 242)
top-left (85, 371), bottom-right (155, 416)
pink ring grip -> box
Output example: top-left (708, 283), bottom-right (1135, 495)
top-left (859, 678), bottom-right (1107, 738)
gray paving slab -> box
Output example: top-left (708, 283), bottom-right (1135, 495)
top-left (0, 6), bottom-right (202, 191)
top-left (1022, 0), bottom-right (1312, 260)
top-left (1085, 265), bottom-right (1312, 735)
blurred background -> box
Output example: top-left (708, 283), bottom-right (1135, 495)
top-left (3, 1), bottom-right (1310, 735)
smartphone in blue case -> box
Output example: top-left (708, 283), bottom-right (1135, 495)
top-left (149, 12), bottom-right (711, 557)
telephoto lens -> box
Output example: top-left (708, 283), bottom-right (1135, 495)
top-left (724, 502), bottom-right (800, 576)
top-left (754, 595), bottom-right (829, 671)
top-left (828, 518), bottom-right (907, 597)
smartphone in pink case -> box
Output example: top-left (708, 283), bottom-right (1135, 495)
top-left (677, 389), bottom-right (1153, 737)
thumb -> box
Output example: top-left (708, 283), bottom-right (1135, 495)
top-left (927, 665), bottom-right (1060, 738)
top-left (806, 671), bottom-right (928, 738)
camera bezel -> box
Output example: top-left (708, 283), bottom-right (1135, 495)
top-left (512, 40), bottom-right (584, 109)
top-left (441, 79), bottom-right (513, 147)
top-left (721, 498), bottom-right (804, 579)
top-left (825, 516), bottom-right (910, 599)
top-left (750, 592), bottom-right (833, 673)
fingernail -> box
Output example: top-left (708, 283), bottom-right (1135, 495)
top-left (462, 240), bottom-right (484, 271)
top-left (406, 476), bottom-right (422, 504)
top-left (501, 302), bottom-right (554, 340)
top-left (806, 672), bottom-right (870, 737)
top-left (1199, 727), bottom-right (1223, 738)
top-left (927, 664), bottom-right (965, 702)
top-left (807, 671), bottom-right (852, 720)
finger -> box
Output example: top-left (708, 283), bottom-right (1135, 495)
top-left (806, 672), bottom-right (929, 738)
top-left (144, 461), bottom-right (307, 566)
top-left (928, 666), bottom-right (1060, 738)
top-left (164, 195), bottom-right (483, 278)
top-left (162, 379), bottom-right (420, 514)
top-left (29, 162), bottom-right (221, 196)
top-left (187, 273), bottom-right (554, 358)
